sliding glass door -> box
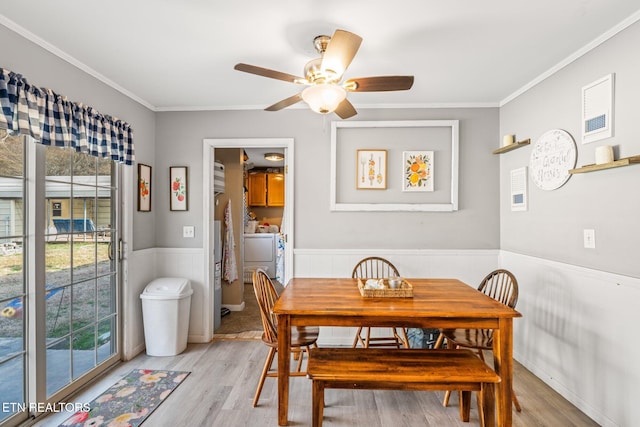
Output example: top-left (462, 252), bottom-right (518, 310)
top-left (0, 132), bottom-right (27, 425)
top-left (0, 133), bottom-right (121, 426)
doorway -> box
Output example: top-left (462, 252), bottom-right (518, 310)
top-left (202, 138), bottom-right (294, 336)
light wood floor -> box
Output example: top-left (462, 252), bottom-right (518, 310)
top-left (37, 338), bottom-right (599, 427)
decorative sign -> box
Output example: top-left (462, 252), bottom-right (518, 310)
top-left (529, 129), bottom-right (577, 191)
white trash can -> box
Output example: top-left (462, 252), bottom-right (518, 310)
top-left (140, 277), bottom-right (193, 356)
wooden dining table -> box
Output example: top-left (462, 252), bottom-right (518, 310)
top-left (273, 277), bottom-right (522, 426)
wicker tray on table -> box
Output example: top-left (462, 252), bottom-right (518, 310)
top-left (357, 278), bottom-right (414, 298)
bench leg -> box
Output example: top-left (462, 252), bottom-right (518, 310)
top-left (459, 390), bottom-right (471, 422)
top-left (312, 380), bottom-right (325, 427)
top-left (480, 383), bottom-right (496, 427)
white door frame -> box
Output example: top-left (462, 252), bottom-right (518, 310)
top-left (202, 138), bottom-right (294, 340)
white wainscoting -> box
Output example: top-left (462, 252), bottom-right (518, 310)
top-left (126, 248), bottom-right (499, 352)
top-left (123, 248), bottom-right (156, 360)
top-left (294, 248), bottom-right (500, 346)
top-left (124, 248), bottom-right (209, 359)
top-left (155, 248), bottom-right (207, 343)
top-left (501, 250), bottom-right (640, 427)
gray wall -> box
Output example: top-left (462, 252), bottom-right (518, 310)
top-left (1, 24), bottom-right (157, 250)
top-left (500, 19), bottom-right (640, 278)
top-left (154, 108), bottom-right (500, 250)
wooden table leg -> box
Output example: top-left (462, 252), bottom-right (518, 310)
top-left (493, 318), bottom-right (513, 426)
top-left (277, 314), bottom-right (291, 426)
top-left (459, 390), bottom-right (471, 422)
top-left (312, 380), bottom-right (325, 427)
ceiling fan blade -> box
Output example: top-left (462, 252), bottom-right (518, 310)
top-left (344, 76), bottom-right (414, 92)
top-left (265, 93), bottom-right (303, 111)
top-left (234, 63), bottom-right (305, 84)
top-left (334, 98), bottom-right (357, 119)
top-left (321, 30), bottom-right (363, 78)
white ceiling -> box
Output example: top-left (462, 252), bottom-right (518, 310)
top-left (244, 148), bottom-right (284, 168)
top-left (1, 1), bottom-right (639, 113)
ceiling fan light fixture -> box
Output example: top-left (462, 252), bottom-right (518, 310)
top-left (235, 29), bottom-right (413, 119)
top-left (302, 84), bottom-right (346, 114)
top-left (264, 152), bottom-right (284, 161)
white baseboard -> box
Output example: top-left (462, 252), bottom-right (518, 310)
top-left (123, 343), bottom-right (146, 362)
top-left (187, 333), bottom-right (210, 344)
top-left (222, 302), bottom-right (245, 311)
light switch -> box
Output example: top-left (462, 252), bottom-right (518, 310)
top-left (583, 229), bottom-right (595, 249)
top-left (183, 226), bottom-right (195, 238)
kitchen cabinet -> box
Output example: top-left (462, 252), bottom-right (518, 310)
top-left (248, 172), bottom-right (284, 207)
top-left (248, 173), bottom-right (267, 206)
top-left (267, 173), bottom-right (284, 206)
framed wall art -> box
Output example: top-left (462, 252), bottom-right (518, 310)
top-left (137, 163), bottom-right (151, 212)
top-left (402, 150), bottom-right (434, 192)
top-left (170, 166), bottom-right (188, 211)
top-left (356, 149), bottom-right (387, 189)
top-left (330, 120), bottom-right (459, 212)
top-left (510, 167), bottom-right (528, 211)
top-left (582, 73), bottom-right (614, 144)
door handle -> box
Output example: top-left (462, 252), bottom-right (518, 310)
top-left (107, 239), bottom-right (123, 261)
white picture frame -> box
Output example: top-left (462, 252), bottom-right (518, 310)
top-left (402, 150), bottom-right (434, 192)
top-left (510, 167), bottom-right (528, 211)
top-left (330, 120), bottom-right (459, 212)
top-left (582, 73), bottom-right (614, 144)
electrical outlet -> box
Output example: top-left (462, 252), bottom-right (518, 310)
top-left (183, 226), bottom-right (195, 238)
top-left (583, 229), bottom-right (595, 249)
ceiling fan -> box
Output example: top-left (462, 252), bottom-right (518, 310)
top-left (234, 29), bottom-right (414, 119)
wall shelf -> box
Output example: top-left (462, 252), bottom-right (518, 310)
top-left (569, 155), bottom-right (640, 174)
top-left (492, 139), bottom-right (530, 154)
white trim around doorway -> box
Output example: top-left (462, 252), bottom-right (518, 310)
top-left (202, 138), bottom-right (294, 341)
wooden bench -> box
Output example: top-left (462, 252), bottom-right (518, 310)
top-left (307, 348), bottom-right (500, 427)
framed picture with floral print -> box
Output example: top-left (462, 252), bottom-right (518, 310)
top-left (402, 151), bottom-right (434, 192)
top-left (137, 163), bottom-right (151, 212)
top-left (170, 166), bottom-right (188, 211)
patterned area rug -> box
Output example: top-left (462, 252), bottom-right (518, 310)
top-left (59, 369), bottom-right (190, 427)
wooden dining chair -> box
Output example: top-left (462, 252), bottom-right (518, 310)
top-left (434, 268), bottom-right (522, 413)
top-left (351, 257), bottom-right (409, 349)
top-left (252, 268), bottom-right (319, 407)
